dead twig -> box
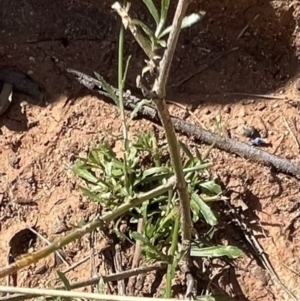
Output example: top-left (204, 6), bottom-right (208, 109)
top-left (26, 226), bottom-right (70, 268)
top-left (127, 218), bottom-right (143, 295)
top-left (67, 68), bottom-right (300, 180)
top-left (88, 232), bottom-right (97, 292)
top-left (236, 14), bottom-right (259, 40)
top-left (224, 92), bottom-right (288, 100)
top-left (282, 114), bottom-right (300, 150)
top-left (114, 244), bottom-right (125, 295)
top-left (0, 262), bottom-right (167, 301)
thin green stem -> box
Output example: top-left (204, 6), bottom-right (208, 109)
top-left (117, 2), bottom-right (131, 192)
top-left (165, 211), bottom-right (180, 298)
top-left (118, 3), bottom-right (128, 142)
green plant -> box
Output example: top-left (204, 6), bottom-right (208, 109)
top-left (0, 3), bottom-right (243, 295)
top-left (72, 0), bottom-right (243, 298)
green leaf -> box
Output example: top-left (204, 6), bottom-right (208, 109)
top-left (142, 166), bottom-right (170, 179)
top-left (132, 19), bottom-right (157, 42)
top-left (122, 55), bottom-right (132, 87)
top-left (155, 0), bottom-right (170, 37)
top-left (183, 162), bottom-right (213, 174)
top-left (130, 99), bottom-right (151, 120)
top-left (159, 11), bottom-right (206, 38)
top-left (94, 72), bottom-right (119, 106)
top-left (191, 245), bottom-right (244, 259)
top-left (192, 193), bottom-right (217, 226)
top-left (56, 271), bottom-right (72, 294)
top-left (96, 276), bottom-right (106, 294)
top-left (179, 140), bottom-right (194, 160)
top-left (200, 181), bottom-right (222, 194)
top-left (80, 187), bottom-right (103, 203)
top-left (156, 39), bottom-right (167, 48)
top-left (72, 162), bottom-right (98, 184)
top-left (131, 232), bottom-right (168, 261)
top-left (142, 0), bottom-right (159, 25)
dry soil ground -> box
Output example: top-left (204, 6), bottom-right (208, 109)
top-left (0, 0), bottom-right (300, 301)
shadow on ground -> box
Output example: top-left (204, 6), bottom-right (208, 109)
top-left (0, 0), bottom-right (298, 127)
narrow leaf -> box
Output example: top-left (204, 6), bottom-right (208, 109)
top-left (159, 11), bottom-right (206, 38)
top-left (155, 0), bottom-right (170, 36)
top-left (57, 271), bottom-right (72, 292)
top-left (179, 140), bottom-right (194, 160)
top-left (130, 99), bottom-right (152, 120)
top-left (142, 166), bottom-right (170, 179)
top-left (122, 55), bottom-right (132, 87)
top-left (132, 19), bottom-right (156, 42)
top-left (72, 162), bottom-right (98, 184)
top-left (191, 245), bottom-right (244, 259)
top-left (94, 72), bottom-right (119, 106)
top-left (192, 193), bottom-right (217, 226)
top-left (200, 181), bottom-right (222, 194)
top-left (142, 0), bottom-right (159, 25)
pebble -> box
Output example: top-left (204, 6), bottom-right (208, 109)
top-left (242, 99), bottom-right (255, 105)
top-left (203, 108), bottom-right (211, 115)
top-left (242, 126), bottom-right (257, 138)
top-left (257, 102), bottom-right (266, 111)
top-left (223, 105), bottom-right (231, 114)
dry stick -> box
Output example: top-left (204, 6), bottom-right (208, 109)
top-left (236, 14), bottom-right (259, 40)
top-left (131, 104), bottom-right (300, 179)
top-left (49, 242), bottom-right (113, 284)
top-left (127, 218), bottom-right (143, 295)
top-left (282, 114), bottom-right (300, 150)
top-left (88, 232), bottom-right (97, 292)
top-left (114, 244), bottom-right (125, 295)
top-left (0, 177), bottom-right (176, 279)
top-left (0, 286), bottom-right (182, 301)
top-left (0, 262), bottom-right (167, 301)
top-left (26, 226), bottom-right (70, 268)
top-left (66, 68), bottom-right (300, 179)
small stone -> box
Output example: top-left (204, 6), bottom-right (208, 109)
top-left (242, 126), bottom-right (257, 138)
top-left (273, 103), bottom-right (279, 108)
top-left (52, 217), bottom-right (69, 234)
top-left (242, 99), bottom-right (255, 105)
top-left (257, 102), bottom-right (266, 111)
top-left (223, 105), bottom-right (231, 114)
top-left (204, 108), bottom-right (211, 115)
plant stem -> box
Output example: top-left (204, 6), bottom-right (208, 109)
top-left (165, 211), bottom-right (180, 298)
top-left (0, 177), bottom-right (176, 279)
top-left (118, 4), bottom-right (128, 142)
top-left (153, 0), bottom-right (192, 98)
top-left (151, 0), bottom-right (193, 290)
top-left (154, 100), bottom-right (191, 243)
top-left (152, 0), bottom-right (193, 247)
top-left (117, 3), bottom-right (130, 192)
